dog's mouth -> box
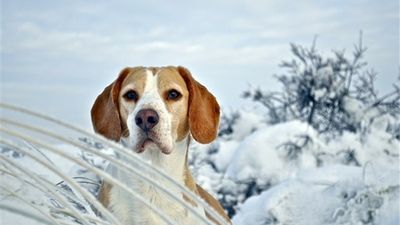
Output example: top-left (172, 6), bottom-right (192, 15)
top-left (135, 137), bottom-right (171, 155)
top-left (141, 138), bottom-right (154, 150)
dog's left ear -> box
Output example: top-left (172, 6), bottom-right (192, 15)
top-left (91, 68), bottom-right (131, 141)
top-left (177, 66), bottom-right (220, 144)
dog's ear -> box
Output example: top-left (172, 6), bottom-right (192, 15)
top-left (91, 68), bottom-right (131, 141)
top-left (177, 66), bottom-right (220, 144)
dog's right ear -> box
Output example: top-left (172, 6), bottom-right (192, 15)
top-left (177, 66), bottom-right (220, 144)
top-left (90, 68), bottom-right (131, 141)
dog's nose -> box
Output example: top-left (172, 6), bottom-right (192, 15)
top-left (135, 109), bottom-right (159, 132)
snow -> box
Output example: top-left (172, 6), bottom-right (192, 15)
top-left (232, 165), bottom-right (399, 225)
top-left (226, 120), bottom-right (318, 182)
top-left (229, 110), bottom-right (267, 141)
top-left (215, 140), bottom-right (239, 171)
top-left (191, 109), bottom-right (399, 224)
top-left (313, 88), bottom-right (328, 101)
top-left (343, 96), bottom-right (366, 124)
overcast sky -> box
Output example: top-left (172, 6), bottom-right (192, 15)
top-left (1, 0), bottom-right (399, 128)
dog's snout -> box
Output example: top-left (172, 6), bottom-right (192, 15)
top-left (135, 109), bottom-right (159, 132)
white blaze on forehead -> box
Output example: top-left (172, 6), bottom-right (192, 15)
top-left (143, 69), bottom-right (158, 93)
top-left (133, 69), bottom-right (161, 111)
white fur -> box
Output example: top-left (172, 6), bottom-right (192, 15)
top-left (107, 69), bottom-right (206, 225)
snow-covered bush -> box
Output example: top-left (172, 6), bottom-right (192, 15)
top-left (243, 37), bottom-right (400, 135)
top-left (190, 37), bottom-right (400, 223)
top-left (192, 114), bottom-right (399, 220)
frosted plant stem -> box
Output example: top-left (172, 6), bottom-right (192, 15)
top-left (50, 208), bottom-right (112, 225)
top-left (0, 204), bottom-right (81, 225)
top-left (0, 185), bottom-right (63, 225)
top-left (0, 103), bottom-right (228, 225)
top-left (0, 155), bottom-right (110, 225)
top-left (0, 167), bottom-right (101, 217)
top-left (0, 168), bottom-right (109, 225)
top-left (0, 120), bottom-right (212, 225)
top-left (0, 139), bottom-right (123, 225)
top-left (0, 115), bottom-right (227, 225)
top-left (0, 133), bottom-right (177, 225)
top-left (0, 203), bottom-right (58, 225)
top-left (0, 166), bottom-right (97, 219)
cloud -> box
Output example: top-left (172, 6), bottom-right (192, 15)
top-left (1, 0), bottom-right (398, 125)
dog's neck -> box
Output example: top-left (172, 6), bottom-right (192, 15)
top-left (121, 135), bottom-right (190, 183)
top-left (110, 135), bottom-right (202, 225)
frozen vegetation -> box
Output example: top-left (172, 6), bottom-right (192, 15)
top-left (1, 38), bottom-right (399, 225)
top-left (190, 39), bottom-right (400, 225)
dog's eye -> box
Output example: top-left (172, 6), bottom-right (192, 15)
top-left (167, 89), bottom-right (181, 100)
top-left (123, 90), bottom-right (138, 101)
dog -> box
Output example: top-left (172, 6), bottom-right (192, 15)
top-left (91, 66), bottom-right (231, 225)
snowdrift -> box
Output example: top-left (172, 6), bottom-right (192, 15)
top-left (190, 110), bottom-right (399, 225)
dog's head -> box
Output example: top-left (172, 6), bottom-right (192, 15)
top-left (91, 66), bottom-right (220, 154)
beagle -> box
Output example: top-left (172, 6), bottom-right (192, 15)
top-left (91, 66), bottom-right (231, 225)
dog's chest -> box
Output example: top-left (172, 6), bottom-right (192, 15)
top-left (106, 163), bottom-right (205, 225)
top-left (109, 183), bottom-right (185, 224)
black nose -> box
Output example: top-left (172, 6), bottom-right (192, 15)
top-left (135, 109), bottom-right (159, 132)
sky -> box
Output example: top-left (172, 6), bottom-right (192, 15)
top-left (1, 0), bottom-right (399, 129)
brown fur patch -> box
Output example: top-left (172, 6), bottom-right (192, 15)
top-left (157, 67), bottom-right (190, 141)
top-left (118, 68), bottom-right (149, 134)
top-left (183, 145), bottom-right (231, 224)
top-left (97, 181), bottom-right (112, 208)
top-left (91, 67), bottom-right (133, 141)
top-left (197, 184), bottom-right (231, 224)
top-left (177, 66), bottom-right (220, 144)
